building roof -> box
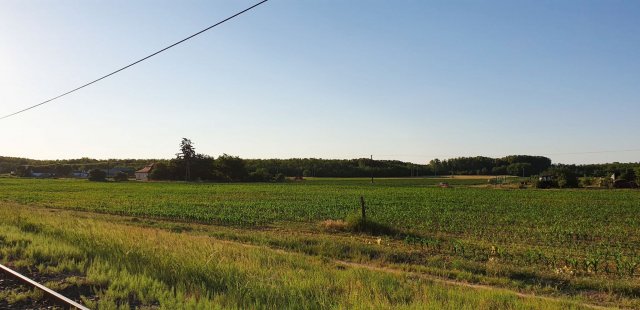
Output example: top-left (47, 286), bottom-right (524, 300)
top-left (135, 164), bottom-right (155, 174)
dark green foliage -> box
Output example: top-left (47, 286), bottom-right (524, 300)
top-left (557, 172), bottom-right (579, 188)
top-left (113, 171), bottom-right (128, 182)
top-left (215, 154), bottom-right (248, 182)
top-left (54, 164), bottom-right (73, 177)
top-left (182, 154), bottom-right (216, 181)
top-left (0, 156), bottom-right (163, 176)
top-left (344, 214), bottom-right (397, 236)
top-left (16, 165), bottom-right (32, 177)
top-left (539, 167), bottom-right (579, 188)
top-left (565, 162), bottom-right (640, 178)
top-left (501, 155), bottom-right (552, 175)
top-left (429, 159), bottom-right (442, 175)
top-left (491, 166), bottom-right (507, 175)
top-left (507, 163), bottom-right (532, 177)
top-left (248, 168), bottom-right (273, 182)
top-left (179, 138), bottom-right (196, 160)
top-left (149, 163), bottom-right (172, 180)
top-left (535, 179), bottom-right (558, 189)
top-left (2, 153), bottom-right (638, 182)
top-left (246, 158), bottom-right (431, 178)
top-left (247, 169), bottom-right (286, 182)
top-left (88, 169), bottom-right (107, 182)
top-left (427, 155), bottom-right (552, 176)
top-left (273, 173), bottom-right (285, 182)
top-left (177, 138), bottom-right (196, 181)
top-left (620, 168), bottom-right (637, 183)
top-left (613, 179), bottom-right (638, 188)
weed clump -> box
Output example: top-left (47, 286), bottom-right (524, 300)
top-left (319, 216), bottom-right (396, 236)
top-left (344, 214), bottom-right (396, 236)
top-left (319, 219), bottom-right (349, 231)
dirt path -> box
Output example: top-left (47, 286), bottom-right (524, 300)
top-left (334, 260), bottom-right (613, 310)
top-left (206, 236), bottom-right (615, 310)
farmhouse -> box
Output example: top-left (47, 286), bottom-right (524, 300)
top-left (135, 164), bottom-right (155, 181)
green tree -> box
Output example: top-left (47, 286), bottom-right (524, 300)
top-left (149, 162), bottom-right (172, 180)
top-left (248, 168), bottom-right (273, 182)
top-left (177, 138), bottom-right (196, 181)
top-left (620, 168), bottom-right (637, 183)
top-left (507, 163), bottom-right (532, 177)
top-left (429, 159), bottom-right (441, 176)
top-left (88, 169), bottom-right (107, 182)
top-left (215, 154), bottom-right (247, 182)
top-left (54, 165), bottom-right (73, 177)
top-left (113, 171), bottom-right (128, 182)
top-left (16, 165), bottom-right (32, 177)
top-left (556, 168), bottom-right (579, 188)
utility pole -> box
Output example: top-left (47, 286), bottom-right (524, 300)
top-left (370, 155), bottom-right (374, 184)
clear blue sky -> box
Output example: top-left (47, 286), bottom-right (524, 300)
top-left (1, 0), bottom-right (638, 164)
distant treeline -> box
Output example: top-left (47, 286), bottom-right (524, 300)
top-left (429, 155), bottom-right (553, 177)
top-left (2, 154), bottom-right (638, 179)
top-left (553, 162), bottom-right (640, 178)
top-left (0, 156), bottom-right (159, 175)
top-left (245, 158), bottom-right (426, 178)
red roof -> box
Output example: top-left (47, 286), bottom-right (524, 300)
top-left (135, 164), bottom-right (154, 173)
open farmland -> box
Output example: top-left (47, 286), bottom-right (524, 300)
top-left (1, 177), bottom-right (639, 308)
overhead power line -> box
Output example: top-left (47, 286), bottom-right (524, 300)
top-left (0, 0), bottom-right (269, 121)
top-left (539, 149), bottom-right (640, 156)
top-left (364, 148), bottom-right (640, 159)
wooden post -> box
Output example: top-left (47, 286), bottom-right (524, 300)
top-left (360, 196), bottom-right (366, 221)
top-left (370, 155), bottom-right (374, 184)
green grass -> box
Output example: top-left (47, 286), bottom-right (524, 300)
top-left (0, 178), bottom-right (637, 245)
top-left (0, 205), bottom-right (587, 309)
top-left (0, 177), bottom-right (638, 308)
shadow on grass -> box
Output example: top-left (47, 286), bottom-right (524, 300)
top-left (344, 215), bottom-right (398, 236)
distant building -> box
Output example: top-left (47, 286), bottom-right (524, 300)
top-left (72, 171), bottom-right (89, 178)
top-left (31, 172), bottom-right (54, 178)
top-left (105, 167), bottom-right (134, 178)
top-left (135, 164), bottom-right (155, 181)
top-left (538, 175), bottom-right (554, 182)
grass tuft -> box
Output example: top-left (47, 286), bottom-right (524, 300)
top-left (319, 219), bottom-right (349, 231)
top-left (344, 214), bottom-right (397, 236)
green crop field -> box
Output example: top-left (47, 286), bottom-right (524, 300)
top-left (1, 177), bottom-right (639, 309)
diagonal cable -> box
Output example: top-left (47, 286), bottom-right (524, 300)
top-left (0, 0), bottom-right (268, 120)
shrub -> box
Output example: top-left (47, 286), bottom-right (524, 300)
top-left (88, 169), bottom-right (107, 182)
top-left (215, 154), bottom-right (248, 182)
top-left (579, 177), bottom-right (595, 187)
top-left (113, 171), bottom-right (128, 182)
top-left (620, 169), bottom-right (638, 183)
top-left (149, 163), bottom-right (172, 180)
top-left (248, 168), bottom-right (273, 182)
top-left (319, 219), bottom-right (348, 232)
top-left (534, 179), bottom-right (557, 189)
top-left (274, 173), bottom-right (286, 183)
top-left (344, 214), bottom-right (396, 236)
top-left (558, 173), bottom-right (579, 188)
